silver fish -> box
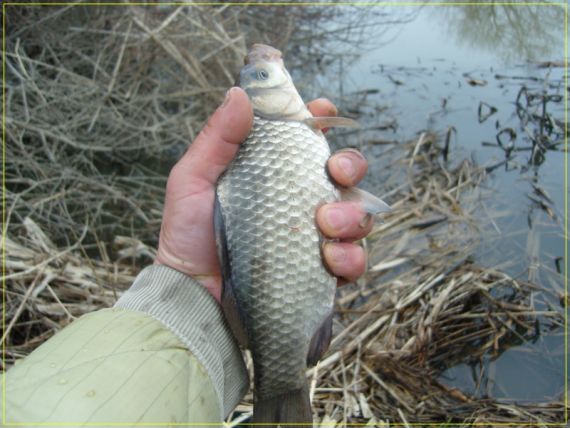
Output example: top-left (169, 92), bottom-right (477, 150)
top-left (215, 44), bottom-right (389, 427)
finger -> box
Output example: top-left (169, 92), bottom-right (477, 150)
top-left (323, 242), bottom-right (366, 283)
top-left (316, 202), bottom-right (373, 240)
top-left (307, 98), bottom-right (337, 118)
top-left (168, 87), bottom-right (253, 198)
top-left (327, 149), bottom-right (368, 188)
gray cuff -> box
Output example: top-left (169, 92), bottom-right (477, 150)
top-left (114, 264), bottom-right (249, 418)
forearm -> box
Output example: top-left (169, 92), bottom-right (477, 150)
top-left (3, 265), bottom-right (248, 426)
top-left (115, 264), bottom-right (249, 417)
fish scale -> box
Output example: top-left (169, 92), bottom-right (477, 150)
top-left (216, 117), bottom-right (338, 398)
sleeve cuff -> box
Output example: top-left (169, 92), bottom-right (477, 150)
top-left (114, 264), bottom-right (249, 418)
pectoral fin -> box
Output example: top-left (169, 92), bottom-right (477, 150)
top-left (303, 116), bottom-right (359, 130)
top-left (340, 187), bottom-right (392, 215)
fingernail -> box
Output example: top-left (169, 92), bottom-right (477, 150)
top-left (337, 155), bottom-right (356, 181)
top-left (325, 244), bottom-right (346, 263)
top-left (324, 100), bottom-right (338, 117)
top-left (337, 148), bottom-right (366, 160)
top-left (359, 213), bottom-right (373, 229)
top-left (324, 206), bottom-right (347, 230)
top-left (221, 87), bottom-right (235, 108)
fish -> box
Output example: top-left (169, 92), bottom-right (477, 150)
top-left (214, 44), bottom-right (390, 427)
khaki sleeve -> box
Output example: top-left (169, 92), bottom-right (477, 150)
top-left (2, 265), bottom-right (249, 427)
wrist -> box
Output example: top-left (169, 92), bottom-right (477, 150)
top-left (154, 249), bottom-right (222, 303)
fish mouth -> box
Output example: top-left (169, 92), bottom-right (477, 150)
top-left (245, 44), bottom-right (283, 66)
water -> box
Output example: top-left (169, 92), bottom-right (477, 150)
top-left (317, 4), bottom-right (566, 402)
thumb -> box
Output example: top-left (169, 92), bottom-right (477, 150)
top-left (169, 87), bottom-right (253, 198)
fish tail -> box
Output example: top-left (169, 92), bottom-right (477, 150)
top-left (252, 382), bottom-right (312, 428)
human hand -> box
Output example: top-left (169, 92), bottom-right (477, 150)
top-left (155, 87), bottom-right (372, 302)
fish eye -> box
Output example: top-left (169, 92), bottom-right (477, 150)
top-left (256, 69), bottom-right (269, 81)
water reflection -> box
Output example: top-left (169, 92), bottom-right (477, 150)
top-left (438, 3), bottom-right (564, 63)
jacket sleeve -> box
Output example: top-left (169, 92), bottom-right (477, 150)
top-left (3, 265), bottom-right (249, 427)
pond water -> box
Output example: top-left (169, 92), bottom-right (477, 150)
top-left (311, 4), bottom-right (566, 402)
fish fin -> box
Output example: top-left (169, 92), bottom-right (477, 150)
top-left (340, 187), bottom-right (392, 215)
top-left (303, 116), bottom-right (359, 130)
top-left (307, 312), bottom-right (333, 367)
top-left (253, 383), bottom-right (312, 428)
top-left (214, 193), bottom-right (249, 348)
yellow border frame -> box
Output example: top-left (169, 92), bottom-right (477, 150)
top-left (1, 1), bottom-right (568, 426)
